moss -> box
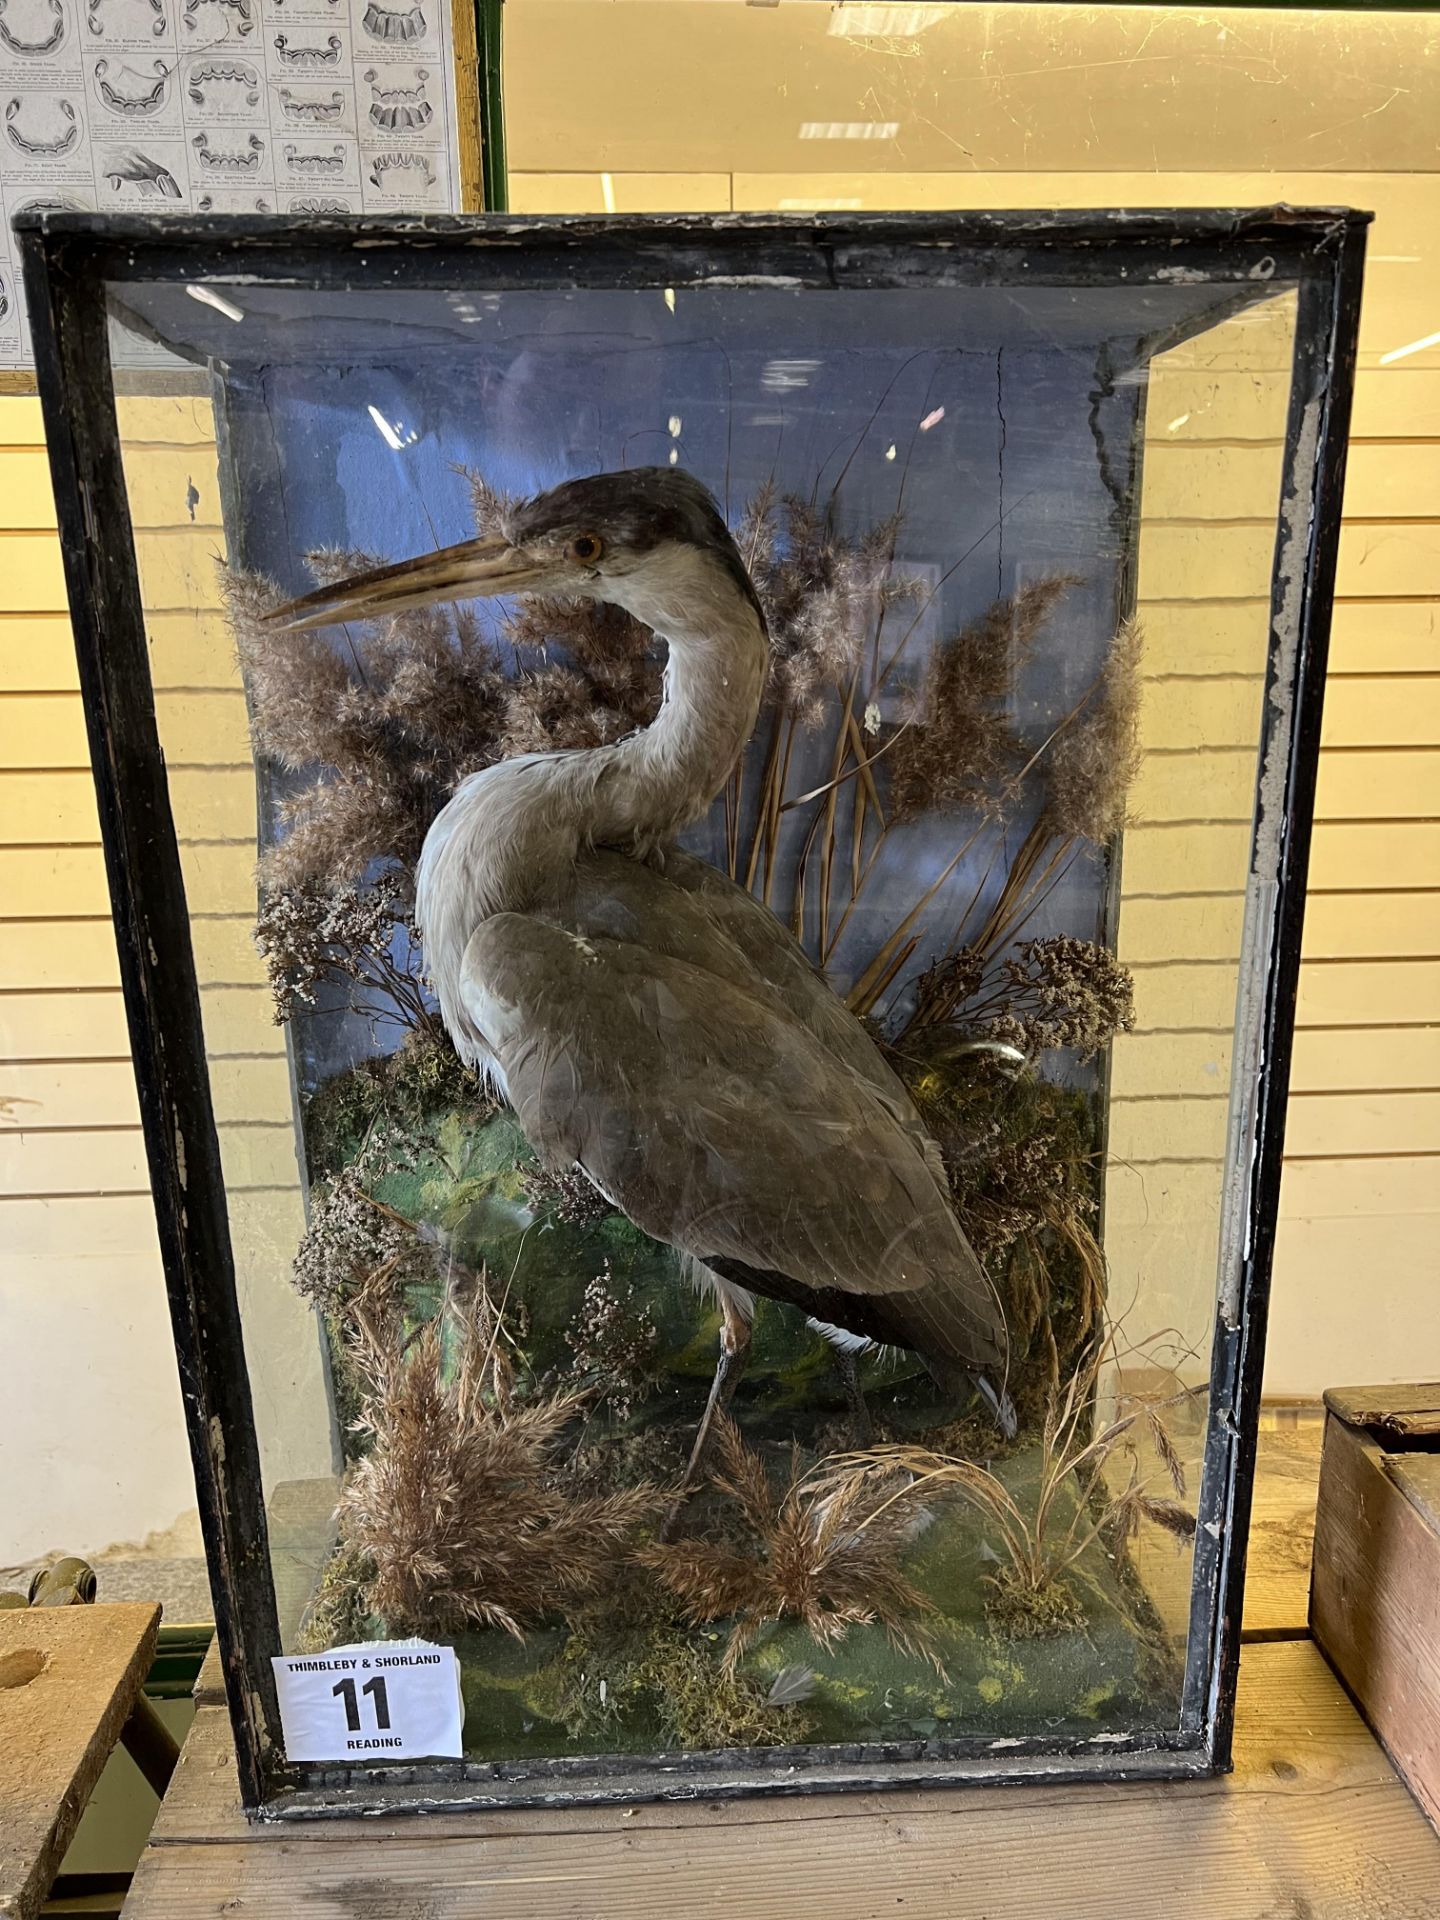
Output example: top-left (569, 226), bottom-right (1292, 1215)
top-left (303, 1030), bottom-right (486, 1179)
top-left (529, 1620), bottom-right (813, 1750)
top-left (984, 1565), bottom-right (1086, 1641)
top-left (296, 1541), bottom-right (374, 1652)
top-left (895, 1039), bottom-right (1106, 1424)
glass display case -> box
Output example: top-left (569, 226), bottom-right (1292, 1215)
top-left (15, 205), bottom-right (1365, 1814)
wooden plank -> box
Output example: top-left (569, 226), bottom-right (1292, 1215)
top-left (0, 618), bottom-right (74, 694)
top-left (4, 448), bottom-right (221, 533)
top-left (1315, 750), bottom-right (1440, 820)
top-left (114, 395), bottom-right (219, 446)
top-left (0, 1121), bottom-right (300, 1197)
top-left (0, 845), bottom-right (257, 921)
top-left (1312, 1413), bottom-right (1440, 1833)
top-left (0, 538), bottom-right (67, 614)
top-left (1135, 679), bottom-right (1265, 752)
top-left (1284, 1090), bottom-right (1440, 1159)
top-left (0, 1602), bottom-right (159, 1920)
top-left (1289, 1026), bottom-right (1440, 1094)
top-left (0, 919), bottom-right (264, 992)
top-left (1110, 1026), bottom-right (1440, 1100)
top-left (2, 1056), bottom-right (295, 1130)
top-left (0, 691), bottom-right (251, 771)
top-left (0, 990), bottom-right (131, 1062)
top-left (1109, 1031), bottom-right (1232, 1100)
top-left (1117, 894), bottom-right (1246, 964)
top-left (1243, 1412), bottom-right (1325, 1641)
top-left (128, 1643), bottom-right (1440, 1917)
top-left (1280, 1155), bottom-right (1440, 1222)
top-left (0, 769), bottom-right (258, 845)
top-left (1138, 523), bottom-right (1279, 603)
top-left (0, 397), bottom-right (46, 446)
top-left (1142, 443), bottom-right (1288, 522)
top-left (1322, 677), bottom-right (1440, 749)
top-left (1296, 959), bottom-right (1440, 1025)
top-left (1304, 894), bottom-right (1440, 963)
top-left (1136, 749), bottom-right (1440, 824)
top-left (1390, 1454), bottom-right (1440, 1534)
top-left (1323, 1384), bottom-right (1440, 1437)
top-left (1141, 523), bottom-right (1440, 607)
top-left (1108, 1098), bottom-right (1229, 1166)
top-left (1131, 602), bottom-right (1270, 679)
top-left (510, 172), bottom-right (732, 213)
top-left (0, 1193), bottom-right (160, 1260)
top-left (132, 529), bottom-right (228, 611)
top-left (0, 773), bottom-right (101, 846)
top-left (1337, 522), bottom-right (1440, 600)
top-left (1351, 370), bottom-right (1440, 441)
top-left (1328, 601), bottom-right (1440, 675)
top-left (1121, 825), bottom-right (1251, 898)
top-left (148, 609), bottom-right (249, 691)
top-left (1128, 825), bottom-right (1440, 898)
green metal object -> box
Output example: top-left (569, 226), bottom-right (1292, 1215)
top-left (148, 1625), bottom-right (215, 1701)
top-left (477, 0), bottom-right (507, 212)
top-left (29, 1556), bottom-right (97, 1606)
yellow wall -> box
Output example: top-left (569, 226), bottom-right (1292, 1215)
top-left (502, 4), bottom-right (1440, 1400)
top-left (0, 395), bottom-right (335, 1568)
top-left (2, 2), bottom-right (1436, 1560)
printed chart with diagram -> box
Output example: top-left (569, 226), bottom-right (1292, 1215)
top-left (0, 0), bottom-right (464, 364)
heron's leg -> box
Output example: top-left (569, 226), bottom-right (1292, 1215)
top-left (834, 1347), bottom-right (874, 1448)
top-left (679, 1295), bottom-right (753, 1492)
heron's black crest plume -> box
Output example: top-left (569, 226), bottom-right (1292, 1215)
top-left (513, 467), bottom-right (768, 632)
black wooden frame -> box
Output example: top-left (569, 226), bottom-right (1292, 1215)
top-left (14, 206), bottom-right (1367, 1816)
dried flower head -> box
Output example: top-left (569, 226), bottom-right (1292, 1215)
top-left (291, 1168), bottom-right (433, 1315)
top-left (887, 575), bottom-right (1080, 823)
top-left (748, 492), bottom-right (916, 728)
top-left (340, 1290), bottom-right (666, 1638)
top-left (254, 877), bottom-right (436, 1034)
top-left (565, 1268), bottom-right (661, 1421)
top-left (1044, 617), bottom-right (1143, 845)
top-left (638, 1416), bottom-right (941, 1673)
top-left (986, 935), bottom-right (1136, 1062)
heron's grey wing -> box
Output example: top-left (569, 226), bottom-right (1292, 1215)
top-left (460, 912), bottom-right (1006, 1375)
top-left (571, 849), bottom-right (940, 1170)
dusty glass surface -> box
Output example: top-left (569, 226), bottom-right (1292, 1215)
top-left (111, 259), bottom-right (1299, 1764)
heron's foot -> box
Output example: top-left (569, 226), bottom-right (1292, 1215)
top-left (834, 1347), bottom-right (874, 1449)
top-left (658, 1312), bottom-right (753, 1539)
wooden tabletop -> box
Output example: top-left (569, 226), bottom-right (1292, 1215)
top-left (0, 1601), bottom-right (160, 1920)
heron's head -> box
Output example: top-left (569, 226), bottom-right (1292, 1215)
top-left (264, 466), bottom-right (765, 640)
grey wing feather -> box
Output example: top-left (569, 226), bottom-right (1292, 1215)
top-left (572, 850), bottom-right (946, 1177)
top-left (460, 906), bottom-right (1006, 1376)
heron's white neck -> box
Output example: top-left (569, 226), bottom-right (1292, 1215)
top-left (416, 551), bottom-right (768, 1063)
top-left (595, 559), bottom-right (769, 851)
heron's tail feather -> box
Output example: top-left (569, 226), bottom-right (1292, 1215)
top-left (920, 1352), bottom-right (1018, 1439)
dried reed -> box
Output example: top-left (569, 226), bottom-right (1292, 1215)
top-left (637, 1414), bottom-right (943, 1674)
top-left (338, 1289), bottom-right (666, 1638)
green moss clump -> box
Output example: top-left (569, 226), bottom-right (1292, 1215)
top-left (895, 1039), bottom-right (1105, 1425)
top-left (303, 1030), bottom-right (486, 1179)
top-left (297, 1541), bottom-right (374, 1652)
top-left (984, 1566), bottom-right (1086, 1641)
top-left (529, 1621), bottom-right (812, 1751)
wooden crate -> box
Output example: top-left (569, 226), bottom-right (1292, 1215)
top-left (1311, 1384), bottom-right (1440, 1830)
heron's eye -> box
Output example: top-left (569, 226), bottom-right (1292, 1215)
top-left (568, 532), bottom-right (604, 565)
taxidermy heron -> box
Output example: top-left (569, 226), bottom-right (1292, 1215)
top-left (269, 468), bottom-right (1012, 1474)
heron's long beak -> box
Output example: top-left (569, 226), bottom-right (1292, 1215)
top-left (263, 534), bottom-right (546, 632)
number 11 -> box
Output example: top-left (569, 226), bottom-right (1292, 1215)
top-left (332, 1674), bottom-right (392, 1732)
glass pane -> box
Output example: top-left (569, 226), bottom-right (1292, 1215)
top-left (105, 245), bottom-right (1301, 1771)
